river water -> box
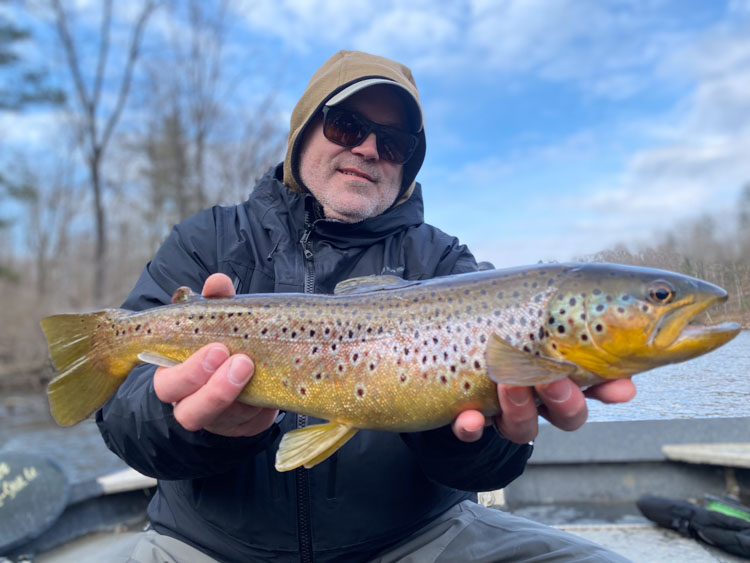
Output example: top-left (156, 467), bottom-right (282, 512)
top-left (2, 331), bottom-right (748, 483)
top-left (586, 329), bottom-right (750, 422)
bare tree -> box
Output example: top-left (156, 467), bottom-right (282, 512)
top-left (51, 0), bottom-right (156, 304)
top-left (132, 0), bottom-right (284, 228)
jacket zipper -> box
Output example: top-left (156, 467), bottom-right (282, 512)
top-left (297, 207), bottom-right (316, 563)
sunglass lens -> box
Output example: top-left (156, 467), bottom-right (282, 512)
top-left (378, 130), bottom-right (418, 164)
top-left (324, 109), bottom-right (367, 147)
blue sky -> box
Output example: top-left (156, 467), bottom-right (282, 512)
top-left (4, 0), bottom-right (750, 268)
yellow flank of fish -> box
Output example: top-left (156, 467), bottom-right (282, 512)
top-left (40, 263), bottom-right (740, 472)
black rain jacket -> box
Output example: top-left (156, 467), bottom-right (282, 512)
top-left (97, 166), bottom-right (533, 562)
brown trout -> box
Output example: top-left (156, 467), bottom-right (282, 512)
top-left (40, 263), bottom-right (740, 471)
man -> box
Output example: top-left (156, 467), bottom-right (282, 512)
top-left (98, 50), bottom-right (634, 562)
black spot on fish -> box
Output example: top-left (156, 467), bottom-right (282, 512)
top-left (596, 305), bottom-right (605, 312)
top-left (440, 375), bottom-right (448, 384)
top-left (617, 308), bottom-right (625, 314)
top-left (234, 327), bottom-right (239, 333)
top-left (549, 316), bottom-right (555, 324)
top-left (581, 334), bottom-right (589, 341)
top-left (194, 328), bottom-right (200, 334)
top-left (557, 325), bottom-right (565, 334)
top-left (569, 298), bottom-right (576, 306)
top-left (642, 305), bottom-right (649, 312)
top-left (593, 289), bottom-right (602, 295)
top-left (559, 309), bottom-right (566, 315)
top-left (596, 324), bottom-right (604, 332)
top-left (464, 381), bottom-right (471, 390)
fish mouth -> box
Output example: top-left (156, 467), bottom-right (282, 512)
top-left (651, 292), bottom-right (740, 359)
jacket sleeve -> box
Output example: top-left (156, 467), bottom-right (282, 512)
top-left (402, 234), bottom-right (534, 492)
top-left (96, 208), bottom-right (279, 480)
top-left (402, 426), bottom-right (532, 492)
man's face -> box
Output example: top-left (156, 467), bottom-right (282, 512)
top-left (298, 85), bottom-right (408, 223)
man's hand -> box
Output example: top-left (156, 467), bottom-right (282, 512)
top-left (152, 273), bottom-right (279, 437)
top-left (451, 378), bottom-right (637, 444)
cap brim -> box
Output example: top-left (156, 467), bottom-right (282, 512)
top-left (325, 78), bottom-right (423, 132)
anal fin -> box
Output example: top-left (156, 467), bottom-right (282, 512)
top-left (275, 422), bottom-right (358, 472)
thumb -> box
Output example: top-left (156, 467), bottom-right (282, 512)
top-left (202, 273), bottom-right (236, 298)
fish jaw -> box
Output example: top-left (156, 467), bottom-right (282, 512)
top-left (650, 287), bottom-right (726, 349)
top-left (652, 320), bottom-right (740, 364)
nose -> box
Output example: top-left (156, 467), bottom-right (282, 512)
top-left (351, 132), bottom-right (379, 161)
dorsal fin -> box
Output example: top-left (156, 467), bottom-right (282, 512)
top-left (333, 275), bottom-right (416, 295)
top-left (171, 286), bottom-right (200, 304)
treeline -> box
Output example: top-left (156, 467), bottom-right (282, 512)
top-left (580, 186), bottom-right (750, 327)
top-left (0, 1), bottom-right (285, 385)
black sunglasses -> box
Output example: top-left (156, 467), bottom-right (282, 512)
top-left (322, 106), bottom-right (419, 165)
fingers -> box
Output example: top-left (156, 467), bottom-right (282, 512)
top-left (204, 403), bottom-right (279, 438)
top-left (172, 354), bottom-right (254, 431)
top-left (536, 378), bottom-right (588, 431)
top-left (585, 378), bottom-right (636, 403)
top-left (202, 273), bottom-right (236, 298)
top-left (451, 410), bottom-right (486, 442)
top-left (494, 385), bottom-right (539, 444)
top-left (487, 377), bottom-right (636, 445)
top-left (153, 344), bottom-right (230, 403)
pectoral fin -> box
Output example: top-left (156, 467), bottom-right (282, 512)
top-left (275, 422), bottom-right (358, 472)
top-left (137, 351), bottom-right (181, 368)
top-left (485, 333), bottom-right (578, 385)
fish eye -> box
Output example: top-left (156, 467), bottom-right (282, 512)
top-left (647, 281), bottom-right (675, 304)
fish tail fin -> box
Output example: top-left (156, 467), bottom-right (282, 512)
top-left (40, 310), bottom-right (126, 427)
